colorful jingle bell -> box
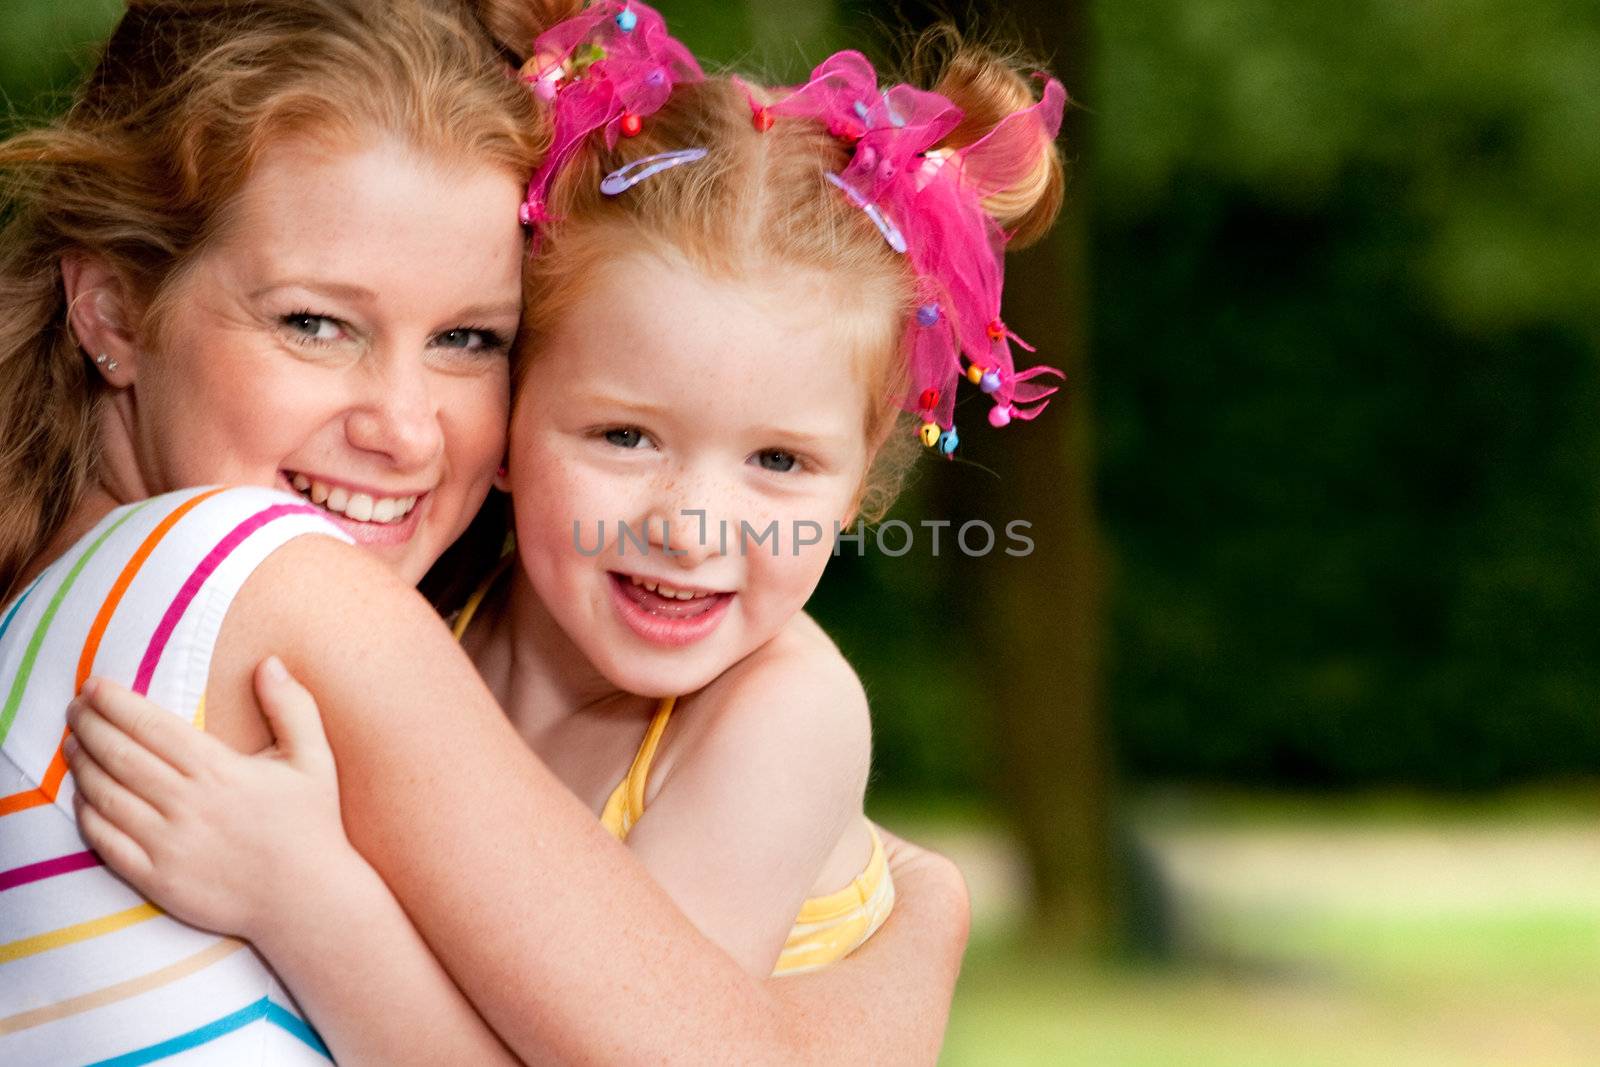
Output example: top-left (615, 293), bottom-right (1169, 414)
top-left (918, 421), bottom-right (941, 448)
top-left (753, 107), bottom-right (774, 132)
top-left (986, 319), bottom-right (1007, 342)
top-left (620, 112), bottom-right (643, 137)
top-left (979, 369), bottom-right (1002, 394)
top-left (988, 403), bottom-right (1013, 428)
top-left (918, 388), bottom-right (940, 411)
top-left (916, 303), bottom-right (940, 328)
top-left (937, 427), bottom-right (960, 455)
top-left (615, 6), bottom-right (638, 32)
top-left (966, 364), bottom-right (985, 385)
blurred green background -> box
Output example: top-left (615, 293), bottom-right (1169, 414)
top-left (7, 1), bottom-right (1599, 1062)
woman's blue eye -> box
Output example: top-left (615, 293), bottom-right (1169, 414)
top-left (435, 328), bottom-right (506, 352)
top-left (603, 427), bottom-right (647, 449)
top-left (755, 450), bottom-right (798, 473)
top-left (281, 313), bottom-right (343, 342)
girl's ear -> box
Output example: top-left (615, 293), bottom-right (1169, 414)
top-left (62, 255), bottom-right (140, 389)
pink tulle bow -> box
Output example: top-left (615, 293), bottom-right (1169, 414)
top-left (764, 54), bottom-right (1068, 436)
top-left (520, 1), bottom-right (702, 227)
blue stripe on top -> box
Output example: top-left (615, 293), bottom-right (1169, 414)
top-left (86, 997), bottom-right (331, 1066)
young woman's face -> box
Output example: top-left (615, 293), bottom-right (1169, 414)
top-left (130, 137), bottom-right (524, 583)
top-left (507, 248), bottom-right (876, 697)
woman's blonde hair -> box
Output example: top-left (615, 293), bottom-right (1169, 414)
top-left (483, 6), bottom-right (1066, 520)
top-left (0, 0), bottom-right (558, 599)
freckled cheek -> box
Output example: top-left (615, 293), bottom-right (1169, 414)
top-left (443, 393), bottom-right (509, 481)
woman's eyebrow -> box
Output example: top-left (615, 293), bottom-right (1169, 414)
top-left (452, 300), bottom-right (523, 321)
top-left (249, 279), bottom-right (379, 304)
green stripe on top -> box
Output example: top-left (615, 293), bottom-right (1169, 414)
top-left (0, 501), bottom-right (152, 748)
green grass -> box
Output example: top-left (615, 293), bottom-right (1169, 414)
top-left (904, 789), bottom-right (1600, 1066)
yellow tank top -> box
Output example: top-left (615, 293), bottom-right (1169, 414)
top-left (453, 558), bottom-right (894, 977)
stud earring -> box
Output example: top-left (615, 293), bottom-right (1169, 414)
top-left (94, 353), bottom-right (107, 365)
top-left (106, 358), bottom-right (119, 373)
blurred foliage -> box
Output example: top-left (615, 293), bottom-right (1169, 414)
top-left (6, 0), bottom-right (1599, 791)
top-left (1090, 0), bottom-right (1600, 788)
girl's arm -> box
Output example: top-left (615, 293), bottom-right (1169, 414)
top-left (69, 662), bottom-right (519, 1067)
top-left (621, 635), bottom-right (876, 975)
top-left (91, 535), bottom-right (966, 1063)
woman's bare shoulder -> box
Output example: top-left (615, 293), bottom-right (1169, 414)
top-left (204, 532), bottom-right (467, 751)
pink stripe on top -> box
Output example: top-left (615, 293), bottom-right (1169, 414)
top-left (0, 486), bottom-right (348, 1066)
top-left (133, 503), bottom-right (322, 696)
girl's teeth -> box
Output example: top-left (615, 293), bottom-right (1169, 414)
top-left (346, 493), bottom-right (374, 522)
top-left (326, 486), bottom-right (350, 513)
top-left (311, 481), bottom-right (330, 504)
top-left (372, 497), bottom-right (397, 523)
top-left (628, 575), bottom-right (713, 600)
top-left (292, 473), bottom-right (310, 492)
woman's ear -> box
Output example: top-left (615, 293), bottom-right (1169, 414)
top-left (61, 255), bottom-right (139, 388)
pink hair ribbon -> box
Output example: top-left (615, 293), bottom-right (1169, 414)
top-left (519, 4), bottom-right (1069, 449)
top-left (518, 1), bottom-right (702, 227)
top-left (761, 53), bottom-right (1068, 441)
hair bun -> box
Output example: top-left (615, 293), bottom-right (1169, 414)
top-left (916, 29), bottom-right (1066, 249)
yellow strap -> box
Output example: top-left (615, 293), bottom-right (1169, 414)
top-left (624, 696), bottom-right (676, 825)
top-left (451, 551), bottom-right (514, 641)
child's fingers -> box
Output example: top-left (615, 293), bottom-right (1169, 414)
top-left (77, 677), bottom-right (228, 776)
top-left (253, 656), bottom-right (335, 775)
top-left (65, 699), bottom-right (187, 816)
top-left (65, 743), bottom-right (166, 844)
top-left (72, 790), bottom-right (155, 887)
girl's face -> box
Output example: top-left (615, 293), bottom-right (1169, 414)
top-left (507, 248), bottom-right (878, 697)
top-left (123, 137), bottom-right (524, 584)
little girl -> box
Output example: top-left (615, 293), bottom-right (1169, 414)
top-left (68, 0), bottom-right (1062, 990)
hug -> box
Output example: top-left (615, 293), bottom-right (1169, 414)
top-left (0, 1), bottom-right (1063, 1062)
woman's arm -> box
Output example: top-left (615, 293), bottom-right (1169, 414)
top-left (775, 829), bottom-right (970, 1063)
top-left (122, 535), bottom-right (965, 1062)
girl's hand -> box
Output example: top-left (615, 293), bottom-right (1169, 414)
top-left (65, 657), bottom-right (355, 942)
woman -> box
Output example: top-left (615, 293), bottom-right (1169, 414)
top-left (0, 1), bottom-right (966, 1063)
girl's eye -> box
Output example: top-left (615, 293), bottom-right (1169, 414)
top-left (602, 427), bottom-right (650, 449)
top-left (754, 449), bottom-right (799, 473)
top-left (281, 312), bottom-right (345, 343)
top-left (433, 328), bottom-right (507, 353)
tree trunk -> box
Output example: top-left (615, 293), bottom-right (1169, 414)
top-left (967, 0), bottom-right (1117, 953)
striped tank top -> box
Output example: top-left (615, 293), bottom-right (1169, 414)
top-left (0, 486), bottom-right (349, 1066)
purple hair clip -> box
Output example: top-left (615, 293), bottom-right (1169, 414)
top-left (600, 147), bottom-right (709, 196)
top-left (823, 172), bottom-right (907, 253)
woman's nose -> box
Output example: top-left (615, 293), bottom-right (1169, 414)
top-left (345, 355), bottom-right (442, 469)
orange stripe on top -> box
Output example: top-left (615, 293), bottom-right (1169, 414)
top-left (76, 488), bottom-right (226, 691)
top-left (0, 488), bottom-right (224, 819)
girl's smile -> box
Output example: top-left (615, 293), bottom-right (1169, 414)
top-left (503, 245), bottom-right (877, 700)
top-left (609, 571), bottom-right (736, 647)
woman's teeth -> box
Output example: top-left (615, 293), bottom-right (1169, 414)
top-left (290, 474), bottom-right (418, 525)
top-left (629, 575), bottom-right (717, 600)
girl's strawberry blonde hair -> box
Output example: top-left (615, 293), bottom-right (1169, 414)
top-left (481, 1), bottom-right (1067, 521)
top-left (0, 0), bottom-right (570, 600)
